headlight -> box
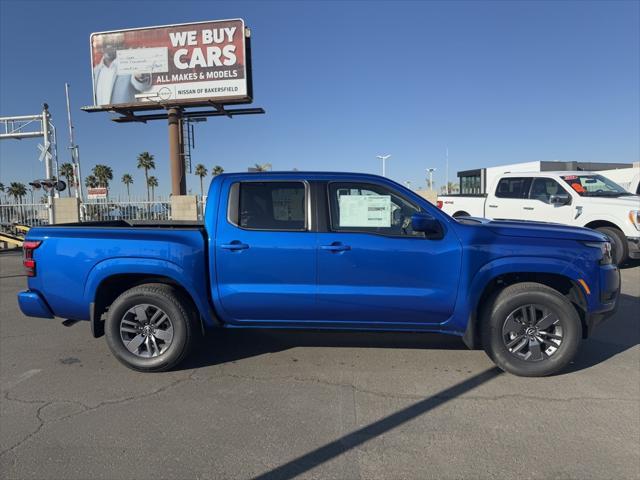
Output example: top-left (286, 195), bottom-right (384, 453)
top-left (584, 241), bottom-right (612, 265)
top-left (629, 210), bottom-right (640, 231)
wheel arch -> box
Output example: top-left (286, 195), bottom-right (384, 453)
top-left (85, 258), bottom-right (219, 338)
top-left (583, 219), bottom-right (623, 232)
top-left (453, 211), bottom-right (470, 218)
top-left (462, 270), bottom-right (588, 350)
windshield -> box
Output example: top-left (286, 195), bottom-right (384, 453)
top-left (560, 174), bottom-right (632, 197)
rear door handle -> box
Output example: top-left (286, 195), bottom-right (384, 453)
top-left (488, 205), bottom-right (498, 208)
top-left (220, 241), bottom-right (249, 251)
top-left (321, 243), bottom-right (351, 252)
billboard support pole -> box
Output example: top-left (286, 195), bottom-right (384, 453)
top-left (168, 107), bottom-right (186, 196)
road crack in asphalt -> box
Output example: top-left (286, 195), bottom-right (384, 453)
top-left (212, 369), bottom-right (640, 404)
top-left (0, 369), bottom-right (199, 458)
top-left (2, 366), bottom-right (638, 461)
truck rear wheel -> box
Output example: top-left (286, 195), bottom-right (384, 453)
top-left (481, 282), bottom-right (581, 377)
top-left (105, 284), bottom-right (197, 372)
top-left (595, 226), bottom-right (627, 265)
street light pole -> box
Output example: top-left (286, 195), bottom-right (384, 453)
top-left (376, 154), bottom-right (391, 177)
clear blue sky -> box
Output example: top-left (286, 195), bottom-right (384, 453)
top-left (1, 0), bottom-right (638, 198)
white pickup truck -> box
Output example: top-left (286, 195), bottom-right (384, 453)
top-left (438, 171), bottom-right (640, 264)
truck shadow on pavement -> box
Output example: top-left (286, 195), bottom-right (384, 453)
top-left (251, 367), bottom-right (503, 480)
top-left (182, 328), bottom-right (467, 371)
top-left (566, 291), bottom-right (639, 373)
top-left (181, 292), bottom-right (638, 374)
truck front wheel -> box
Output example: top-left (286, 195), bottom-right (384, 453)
top-left (481, 282), bottom-right (582, 377)
top-left (595, 226), bottom-right (627, 265)
top-left (105, 284), bottom-right (197, 372)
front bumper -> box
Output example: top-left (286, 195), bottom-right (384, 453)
top-left (17, 290), bottom-right (54, 319)
top-left (584, 266), bottom-right (620, 336)
top-left (627, 236), bottom-right (640, 260)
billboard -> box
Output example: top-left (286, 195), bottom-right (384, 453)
top-left (90, 19), bottom-right (250, 109)
top-left (87, 187), bottom-right (108, 199)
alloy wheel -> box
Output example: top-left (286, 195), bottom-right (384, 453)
top-left (502, 304), bottom-right (564, 362)
top-left (119, 304), bottom-right (174, 358)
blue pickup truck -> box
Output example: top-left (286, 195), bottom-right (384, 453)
top-left (18, 172), bottom-right (620, 376)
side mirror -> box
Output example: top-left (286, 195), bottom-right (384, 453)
top-left (549, 192), bottom-right (570, 205)
top-left (411, 213), bottom-right (444, 239)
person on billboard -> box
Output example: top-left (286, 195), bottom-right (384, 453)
top-left (93, 37), bottom-right (153, 106)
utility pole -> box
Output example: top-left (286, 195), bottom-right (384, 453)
top-left (445, 147), bottom-right (449, 194)
top-left (65, 83), bottom-right (84, 203)
top-left (376, 154), bottom-right (391, 177)
top-left (41, 104), bottom-right (56, 223)
top-left (426, 168), bottom-right (436, 191)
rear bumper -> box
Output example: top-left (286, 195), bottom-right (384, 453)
top-left (17, 290), bottom-right (54, 319)
top-left (627, 236), bottom-right (640, 260)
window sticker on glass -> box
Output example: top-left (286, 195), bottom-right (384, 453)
top-left (339, 195), bottom-right (391, 227)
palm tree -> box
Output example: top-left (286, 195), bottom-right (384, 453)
top-left (147, 176), bottom-right (158, 201)
top-left (92, 164), bottom-right (113, 188)
top-left (85, 175), bottom-right (99, 188)
top-left (137, 152), bottom-right (155, 201)
top-left (7, 182), bottom-right (27, 223)
top-left (194, 164), bottom-right (208, 198)
top-left (121, 174), bottom-right (133, 200)
top-left (0, 182), bottom-right (5, 203)
top-left (211, 165), bottom-right (224, 177)
top-left (59, 163), bottom-right (75, 197)
top-left (7, 182), bottom-right (27, 204)
top-left (253, 163), bottom-right (272, 172)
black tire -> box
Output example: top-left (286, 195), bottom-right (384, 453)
top-left (596, 226), bottom-right (627, 265)
top-left (481, 282), bottom-right (582, 377)
top-left (453, 211), bottom-right (470, 218)
top-left (105, 284), bottom-right (197, 372)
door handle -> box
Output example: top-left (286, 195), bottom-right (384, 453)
top-left (488, 205), bottom-right (497, 208)
top-left (523, 207), bottom-right (534, 211)
top-left (321, 243), bottom-right (351, 252)
top-left (220, 241), bottom-right (249, 251)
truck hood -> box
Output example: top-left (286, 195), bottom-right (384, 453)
top-left (578, 195), bottom-right (639, 208)
top-left (459, 217), bottom-right (607, 242)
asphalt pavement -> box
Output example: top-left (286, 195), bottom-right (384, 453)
top-left (1, 251), bottom-right (638, 480)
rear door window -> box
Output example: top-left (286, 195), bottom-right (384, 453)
top-left (233, 182), bottom-right (307, 231)
top-left (495, 177), bottom-right (533, 199)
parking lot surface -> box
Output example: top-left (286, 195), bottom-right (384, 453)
top-left (1, 251), bottom-right (638, 480)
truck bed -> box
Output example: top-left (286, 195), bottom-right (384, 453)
top-left (24, 221), bottom-right (209, 323)
top-left (48, 220), bottom-right (204, 229)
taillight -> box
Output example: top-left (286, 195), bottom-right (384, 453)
top-left (23, 241), bottom-right (41, 277)
top-left (436, 200), bottom-right (443, 209)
